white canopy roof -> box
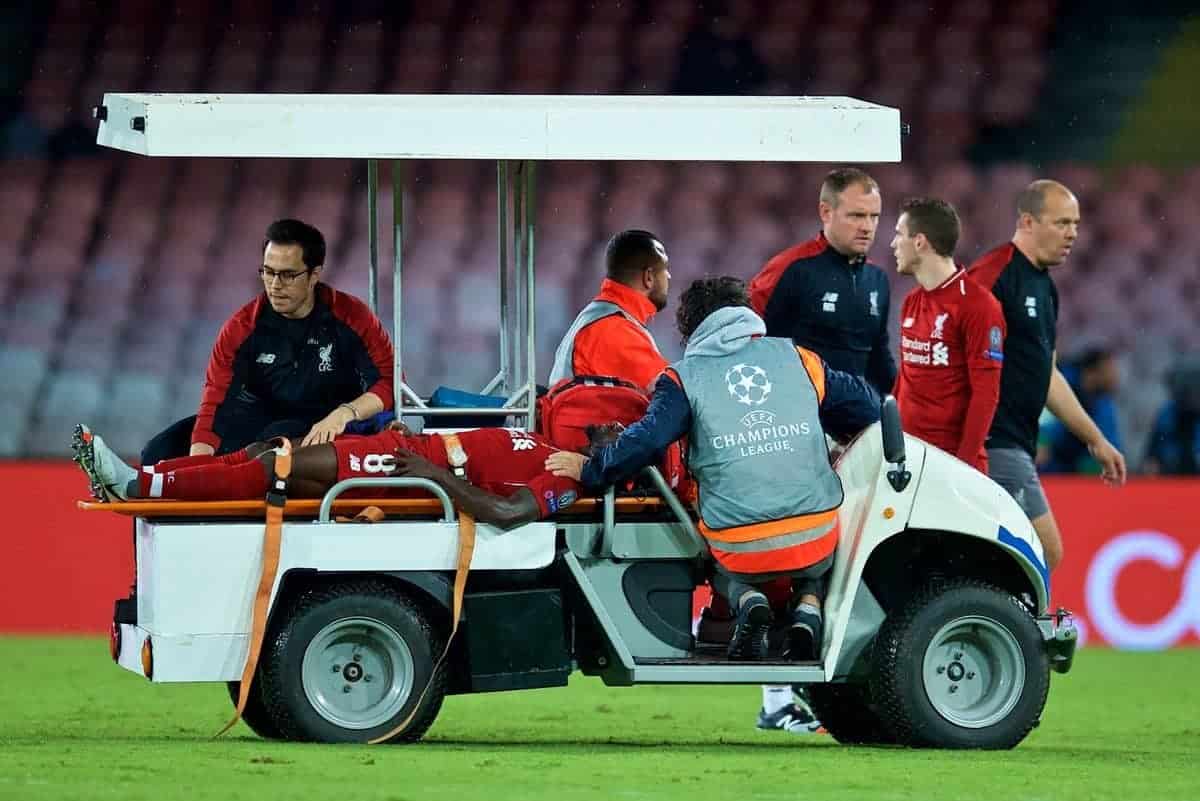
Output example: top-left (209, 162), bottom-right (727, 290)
top-left (95, 93), bottom-right (902, 162)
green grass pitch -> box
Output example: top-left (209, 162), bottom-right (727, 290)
top-left (1, 638), bottom-right (1196, 801)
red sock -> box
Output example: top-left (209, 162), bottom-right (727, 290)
top-left (140, 459), bottom-right (268, 501)
top-left (148, 448), bottom-right (252, 473)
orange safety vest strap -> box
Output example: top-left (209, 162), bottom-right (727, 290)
top-left (709, 523), bottom-right (839, 575)
top-left (217, 437), bottom-right (292, 738)
top-left (796, 346), bottom-right (826, 404)
top-left (368, 433), bottom-right (475, 744)
top-left (704, 519), bottom-right (836, 553)
top-left (698, 507), bottom-right (837, 544)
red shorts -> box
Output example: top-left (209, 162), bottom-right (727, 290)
top-left (329, 432), bottom-right (449, 498)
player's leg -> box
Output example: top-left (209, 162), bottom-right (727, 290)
top-left (988, 446), bottom-right (1059, 571)
top-left (1030, 507), bottom-right (1063, 571)
top-left (260, 441), bottom-right (339, 498)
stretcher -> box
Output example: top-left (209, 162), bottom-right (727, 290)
top-left (86, 92), bottom-right (1075, 749)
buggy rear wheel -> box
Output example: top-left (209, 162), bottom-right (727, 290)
top-left (257, 581), bottom-right (447, 743)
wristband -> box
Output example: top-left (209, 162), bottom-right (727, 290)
top-left (339, 403), bottom-right (358, 421)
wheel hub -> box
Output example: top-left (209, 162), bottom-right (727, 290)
top-left (300, 617), bottom-right (416, 730)
top-left (921, 615), bottom-right (1026, 729)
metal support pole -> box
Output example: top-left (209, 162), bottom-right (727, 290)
top-left (392, 161), bottom-right (405, 416)
top-left (512, 161), bottom-right (525, 403)
top-left (366, 159), bottom-right (379, 315)
top-left (497, 161), bottom-right (510, 395)
top-left (523, 160), bottom-right (538, 430)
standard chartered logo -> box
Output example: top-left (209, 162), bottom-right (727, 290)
top-left (1085, 530), bottom-right (1200, 649)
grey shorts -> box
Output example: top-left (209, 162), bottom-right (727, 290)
top-left (987, 447), bottom-right (1050, 520)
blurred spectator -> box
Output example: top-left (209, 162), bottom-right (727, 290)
top-left (672, 2), bottom-right (767, 94)
top-left (1038, 347), bottom-right (1123, 474)
top-left (1142, 356), bottom-right (1200, 476)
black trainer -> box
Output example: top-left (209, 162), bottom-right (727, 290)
top-left (727, 591), bottom-right (772, 660)
top-left (782, 604), bottom-right (823, 661)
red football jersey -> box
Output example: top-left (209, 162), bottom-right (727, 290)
top-left (893, 269), bottom-right (1006, 472)
top-left (332, 428), bottom-right (581, 517)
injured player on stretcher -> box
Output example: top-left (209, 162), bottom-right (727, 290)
top-left (72, 422), bottom-right (588, 529)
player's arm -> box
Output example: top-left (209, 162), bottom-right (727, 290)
top-left (956, 302), bottom-right (1005, 465)
top-left (1046, 352), bottom-right (1127, 485)
top-left (389, 450), bottom-right (540, 530)
top-left (192, 311), bottom-right (255, 456)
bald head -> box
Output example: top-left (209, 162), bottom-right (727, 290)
top-left (1013, 180), bottom-right (1080, 269)
top-left (1016, 180), bottom-right (1077, 222)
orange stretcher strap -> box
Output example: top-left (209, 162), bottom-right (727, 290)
top-left (216, 438), bottom-right (292, 738)
top-left (368, 434), bottom-right (476, 744)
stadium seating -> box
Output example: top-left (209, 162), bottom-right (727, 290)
top-left (0, 0), bottom-right (1193, 464)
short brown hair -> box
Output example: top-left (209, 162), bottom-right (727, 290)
top-left (819, 167), bottom-right (879, 208)
top-left (900, 197), bottom-right (961, 258)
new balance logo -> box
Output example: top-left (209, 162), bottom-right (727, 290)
top-left (821, 292), bottom-right (838, 313)
top-left (932, 342), bottom-right (950, 366)
top-left (1025, 296), bottom-right (1037, 318)
top-left (256, 353), bottom-right (276, 364)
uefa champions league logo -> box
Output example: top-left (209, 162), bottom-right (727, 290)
top-left (725, 363), bottom-right (772, 406)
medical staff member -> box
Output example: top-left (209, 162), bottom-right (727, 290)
top-left (141, 219), bottom-right (395, 464)
top-left (547, 277), bottom-right (878, 661)
top-left (746, 167), bottom-right (894, 731)
top-left (548, 229), bottom-right (671, 390)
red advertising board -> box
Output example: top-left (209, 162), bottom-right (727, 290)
top-left (0, 462), bottom-right (134, 633)
top-left (0, 464), bottom-right (1197, 647)
top-left (1043, 478), bottom-right (1200, 649)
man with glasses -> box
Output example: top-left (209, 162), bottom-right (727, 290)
top-left (140, 219), bottom-right (395, 463)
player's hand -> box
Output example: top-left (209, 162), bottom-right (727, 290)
top-left (301, 407), bottom-right (354, 447)
top-left (546, 451), bottom-right (587, 480)
top-left (386, 420), bottom-right (413, 435)
top-left (1088, 437), bottom-right (1127, 486)
top-left (391, 448), bottom-right (440, 480)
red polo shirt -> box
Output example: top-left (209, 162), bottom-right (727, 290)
top-left (570, 279), bottom-right (669, 390)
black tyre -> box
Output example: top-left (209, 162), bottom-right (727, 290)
top-left (226, 680), bottom-right (283, 739)
top-left (257, 581), bottom-right (447, 744)
top-left (806, 683), bottom-right (896, 745)
top-left (871, 579), bottom-right (1049, 749)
